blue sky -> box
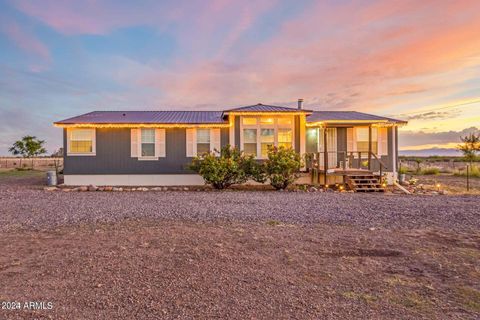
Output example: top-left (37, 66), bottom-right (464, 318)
top-left (0, 0), bottom-right (479, 155)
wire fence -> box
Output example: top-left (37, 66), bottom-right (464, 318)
top-left (0, 157), bottom-right (63, 170)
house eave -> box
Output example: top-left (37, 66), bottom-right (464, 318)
top-left (53, 123), bottom-right (230, 128)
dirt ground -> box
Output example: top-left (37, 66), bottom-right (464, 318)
top-left (0, 171), bottom-right (479, 319)
top-left (412, 173), bottom-right (480, 194)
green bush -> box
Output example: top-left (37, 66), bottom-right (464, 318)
top-left (454, 165), bottom-right (480, 178)
top-left (264, 146), bottom-right (302, 190)
top-left (419, 167), bottom-right (440, 175)
top-left (398, 166), bottom-right (408, 174)
top-left (189, 145), bottom-right (263, 189)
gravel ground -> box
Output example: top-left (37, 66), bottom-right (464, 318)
top-left (0, 174), bottom-right (479, 319)
top-left (0, 178), bottom-right (479, 232)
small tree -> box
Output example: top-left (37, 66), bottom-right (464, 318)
top-left (457, 133), bottom-right (480, 165)
top-left (9, 135), bottom-right (47, 168)
top-left (264, 146), bottom-right (302, 190)
top-left (190, 145), bottom-right (260, 189)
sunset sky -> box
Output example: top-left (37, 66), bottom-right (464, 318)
top-left (0, 0), bottom-right (479, 155)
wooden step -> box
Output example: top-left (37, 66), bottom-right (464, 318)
top-left (345, 173), bottom-right (385, 193)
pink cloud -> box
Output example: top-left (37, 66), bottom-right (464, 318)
top-left (11, 0), bottom-right (480, 115)
top-left (0, 18), bottom-right (50, 65)
top-left (134, 0), bottom-right (480, 111)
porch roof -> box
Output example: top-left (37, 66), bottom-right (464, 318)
top-left (306, 111), bottom-right (407, 124)
top-left (223, 103), bottom-right (312, 115)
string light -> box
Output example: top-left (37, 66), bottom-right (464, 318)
top-left (54, 123), bottom-right (231, 129)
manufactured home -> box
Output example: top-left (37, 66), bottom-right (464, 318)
top-left (54, 100), bottom-right (406, 188)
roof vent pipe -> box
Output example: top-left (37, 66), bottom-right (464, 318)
top-left (297, 98), bottom-right (303, 110)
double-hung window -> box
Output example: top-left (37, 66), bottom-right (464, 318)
top-left (241, 116), bottom-right (294, 159)
top-left (196, 129), bottom-right (211, 155)
top-left (243, 129), bottom-right (257, 156)
top-left (186, 128), bottom-right (221, 157)
top-left (141, 128), bottom-right (155, 157)
top-left (131, 128), bottom-right (166, 159)
top-left (67, 128), bottom-right (96, 155)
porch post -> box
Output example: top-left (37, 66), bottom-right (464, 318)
top-left (324, 126), bottom-right (328, 186)
top-left (368, 125), bottom-right (372, 170)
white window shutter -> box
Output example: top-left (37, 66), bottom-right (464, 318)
top-left (131, 129), bottom-right (139, 157)
top-left (186, 128), bottom-right (196, 157)
top-left (378, 127), bottom-right (388, 156)
top-left (210, 128), bottom-right (221, 154)
top-left (155, 128), bottom-right (166, 157)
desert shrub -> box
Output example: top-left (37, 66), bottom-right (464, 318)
top-left (242, 156), bottom-right (267, 184)
top-left (419, 167), bottom-right (440, 175)
top-left (454, 165), bottom-right (480, 178)
top-left (398, 166), bottom-right (408, 174)
top-left (15, 167), bottom-right (32, 171)
top-left (264, 146), bottom-right (302, 190)
top-left (189, 145), bottom-right (262, 189)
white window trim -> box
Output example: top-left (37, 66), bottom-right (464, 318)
top-left (66, 128), bottom-right (96, 156)
top-left (137, 128), bottom-right (161, 161)
top-left (240, 116), bottom-right (295, 159)
top-left (186, 128), bottom-right (221, 157)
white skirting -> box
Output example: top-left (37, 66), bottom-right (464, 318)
top-left (64, 174), bottom-right (205, 186)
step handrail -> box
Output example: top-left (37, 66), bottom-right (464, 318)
top-left (369, 152), bottom-right (388, 179)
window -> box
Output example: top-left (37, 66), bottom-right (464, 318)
top-left (278, 128), bottom-right (292, 149)
top-left (277, 117), bottom-right (292, 126)
top-left (243, 129), bottom-right (257, 156)
top-left (306, 128), bottom-right (318, 153)
top-left (260, 117), bottom-right (274, 125)
top-left (186, 128), bottom-right (221, 157)
top-left (196, 129), bottom-right (210, 155)
top-left (240, 116), bottom-right (294, 158)
top-left (141, 128), bottom-right (155, 157)
top-left (68, 128), bottom-right (95, 155)
top-left (242, 117), bottom-right (257, 125)
top-left (356, 127), bottom-right (377, 154)
top-left (260, 128), bottom-right (274, 158)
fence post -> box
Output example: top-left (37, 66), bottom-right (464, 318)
top-left (467, 164), bottom-right (470, 192)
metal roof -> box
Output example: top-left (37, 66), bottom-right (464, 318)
top-left (55, 111), bottom-right (226, 124)
top-left (55, 109), bottom-right (406, 125)
top-left (224, 103), bottom-right (312, 113)
top-left (306, 111), bottom-right (406, 123)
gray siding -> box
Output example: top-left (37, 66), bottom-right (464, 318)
top-left (64, 128), bottom-right (229, 175)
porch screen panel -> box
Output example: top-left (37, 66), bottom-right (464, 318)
top-left (317, 128), bottom-right (337, 169)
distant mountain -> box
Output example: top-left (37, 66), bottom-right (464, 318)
top-left (399, 148), bottom-right (462, 157)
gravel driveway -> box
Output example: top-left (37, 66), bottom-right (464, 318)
top-left (1, 180), bottom-right (479, 232)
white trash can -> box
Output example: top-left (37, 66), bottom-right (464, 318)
top-left (46, 171), bottom-right (57, 186)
